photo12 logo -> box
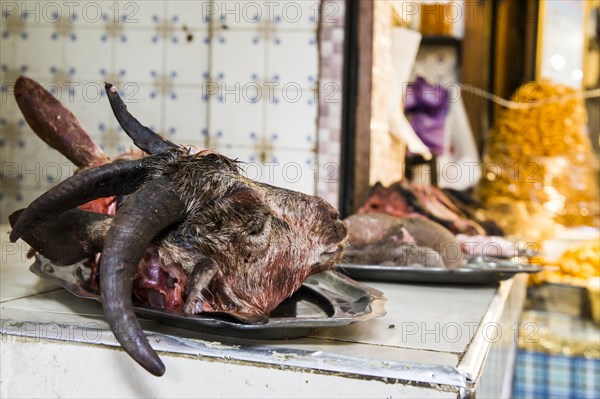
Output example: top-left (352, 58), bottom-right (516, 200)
top-left (397, 1), bottom-right (494, 25)
top-left (1, 320), bottom-right (114, 345)
top-left (201, 81), bottom-right (339, 104)
top-left (1, 2), bottom-right (140, 24)
top-left (396, 321), bottom-right (539, 344)
top-left (238, 161), bottom-right (339, 185)
top-left (202, 1), bottom-right (321, 24)
top-left (1, 79), bottom-right (141, 105)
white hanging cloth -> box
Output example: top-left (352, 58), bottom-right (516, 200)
top-left (389, 27), bottom-right (432, 160)
top-left (437, 96), bottom-right (482, 190)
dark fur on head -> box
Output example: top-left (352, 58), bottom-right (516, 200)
top-left (156, 150), bottom-right (348, 316)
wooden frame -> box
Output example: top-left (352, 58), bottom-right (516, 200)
top-left (339, 0), bottom-right (373, 216)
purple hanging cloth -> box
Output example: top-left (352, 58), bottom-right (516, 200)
top-left (404, 77), bottom-right (449, 156)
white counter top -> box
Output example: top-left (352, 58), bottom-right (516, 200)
top-left (0, 225), bottom-right (527, 398)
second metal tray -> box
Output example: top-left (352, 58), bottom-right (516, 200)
top-left (336, 261), bottom-right (542, 285)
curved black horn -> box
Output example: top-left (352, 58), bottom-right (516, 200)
top-left (100, 176), bottom-right (185, 376)
top-left (9, 158), bottom-right (154, 242)
top-left (105, 83), bottom-right (179, 155)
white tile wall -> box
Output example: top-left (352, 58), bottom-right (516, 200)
top-left (211, 29), bottom-right (266, 84)
top-left (0, 0), bottom-right (325, 222)
top-left (208, 93), bottom-right (264, 147)
top-left (267, 30), bottom-right (318, 88)
top-left (266, 87), bottom-right (318, 151)
top-left (15, 27), bottom-right (60, 78)
top-left (164, 87), bottom-right (207, 146)
top-left (65, 29), bottom-right (110, 81)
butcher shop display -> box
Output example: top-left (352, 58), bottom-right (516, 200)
top-left (342, 213), bottom-right (463, 268)
top-left (8, 76), bottom-right (349, 376)
top-left (441, 188), bottom-right (505, 236)
top-left (359, 181), bottom-right (485, 235)
top-left (353, 180), bottom-right (526, 261)
top-left (338, 183), bottom-right (540, 284)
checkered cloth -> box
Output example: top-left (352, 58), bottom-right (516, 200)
top-left (513, 351), bottom-right (600, 398)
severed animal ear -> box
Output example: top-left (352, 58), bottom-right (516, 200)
top-left (223, 188), bottom-right (265, 216)
top-left (9, 208), bottom-right (111, 265)
top-left (216, 188), bottom-right (271, 235)
top-left (14, 76), bottom-right (110, 168)
top-left (225, 187), bottom-right (263, 204)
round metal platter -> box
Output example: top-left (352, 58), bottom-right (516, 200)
top-left (30, 256), bottom-right (386, 339)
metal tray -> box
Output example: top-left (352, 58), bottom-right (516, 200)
top-left (30, 256), bottom-right (386, 339)
top-left (336, 259), bottom-right (542, 286)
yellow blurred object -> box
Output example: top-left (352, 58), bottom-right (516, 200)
top-left (517, 310), bottom-right (600, 358)
top-left (529, 240), bottom-right (600, 286)
top-left (588, 277), bottom-right (600, 325)
top-left (484, 199), bottom-right (558, 242)
top-left (479, 81), bottom-right (599, 230)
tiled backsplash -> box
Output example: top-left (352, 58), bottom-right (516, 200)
top-left (316, 0), bottom-right (344, 208)
top-left (0, 0), bottom-right (344, 222)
